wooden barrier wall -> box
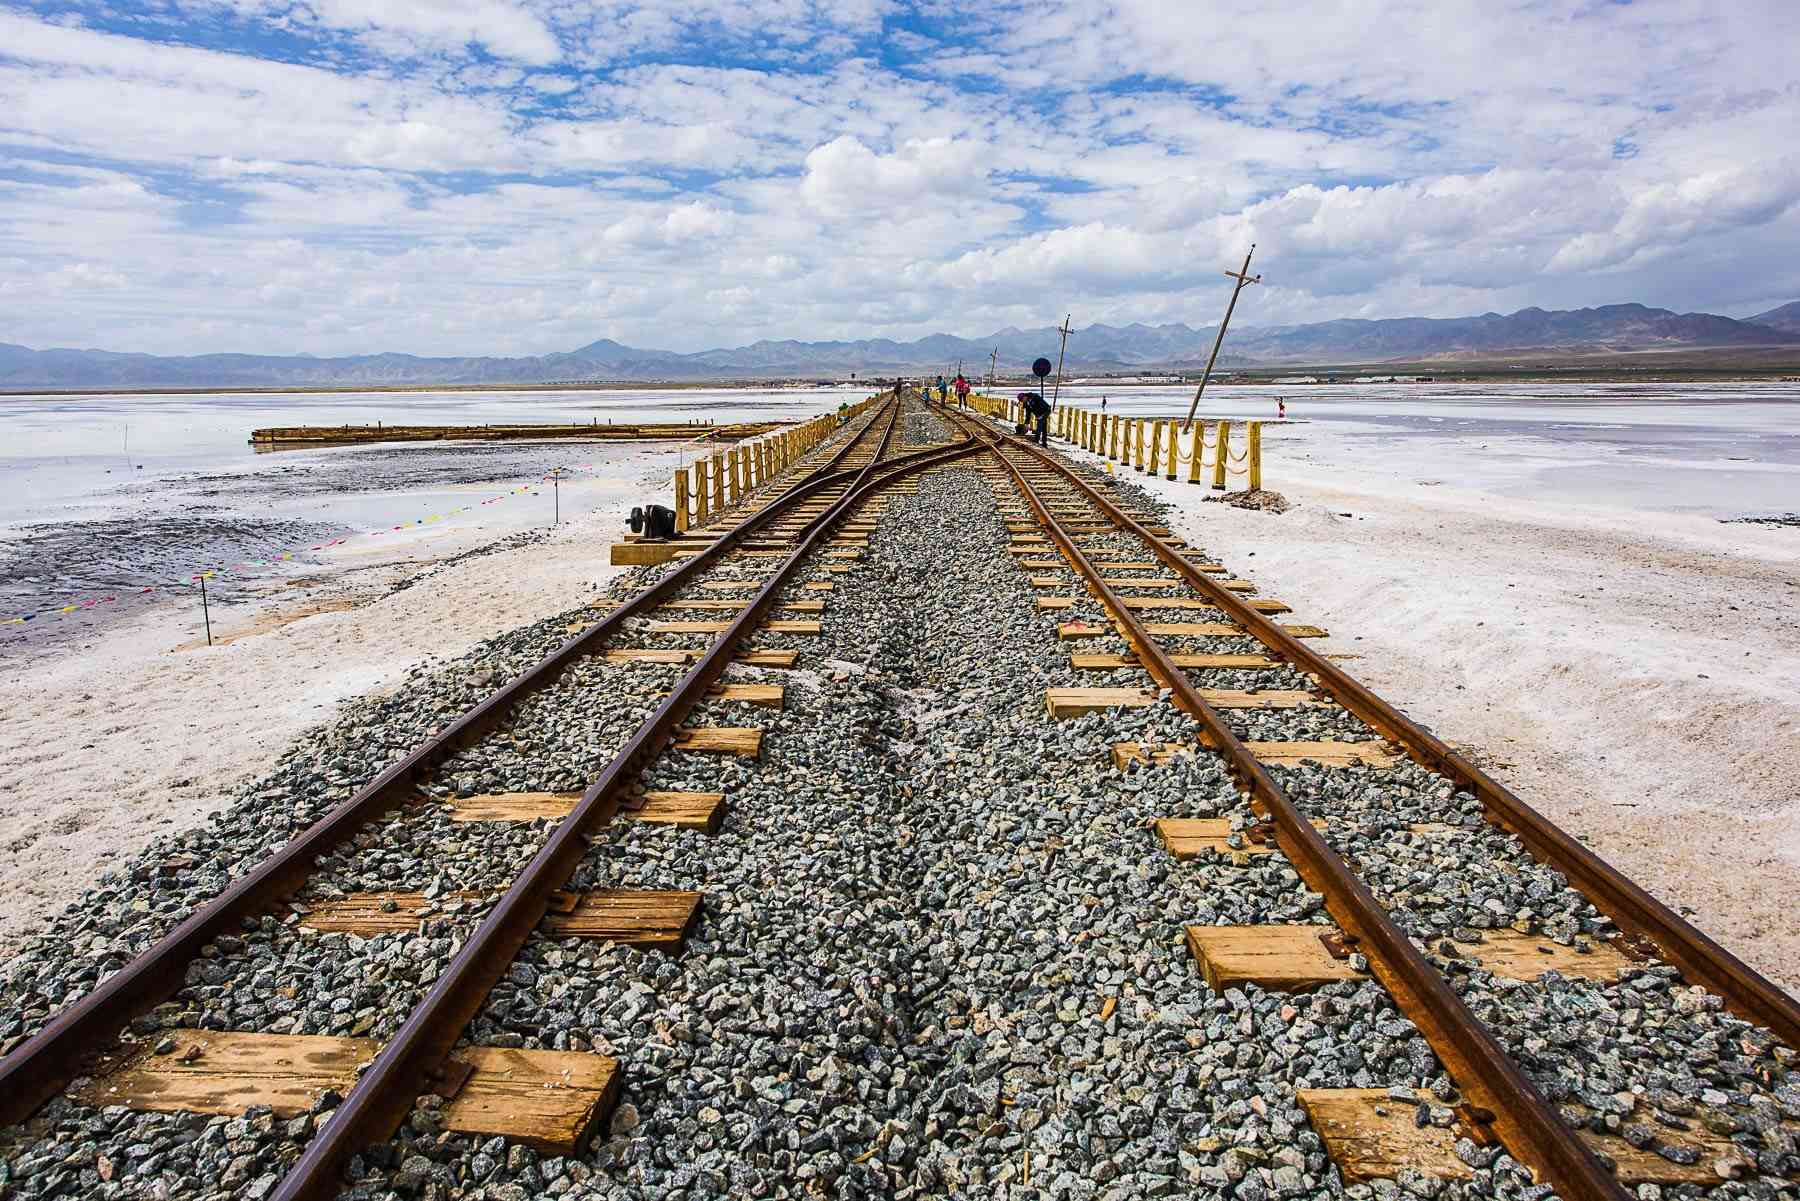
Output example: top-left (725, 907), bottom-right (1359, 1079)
top-left (671, 395), bottom-right (880, 531)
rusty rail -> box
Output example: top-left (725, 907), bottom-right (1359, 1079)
top-left (267, 394), bottom-right (986, 1200)
top-left (998, 421), bottom-right (1800, 1049)
top-left (971, 416), bottom-right (1632, 1201)
top-left (0, 395), bottom-right (910, 1128)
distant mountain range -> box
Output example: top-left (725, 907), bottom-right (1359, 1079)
top-left (4, 301), bottom-right (1799, 389)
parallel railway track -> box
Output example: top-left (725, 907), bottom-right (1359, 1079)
top-left (954, 406), bottom-right (1797, 1201)
top-left (0, 389), bottom-right (979, 1201)
top-left (0, 393), bottom-right (1793, 1200)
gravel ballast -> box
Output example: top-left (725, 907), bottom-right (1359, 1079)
top-left (1, 404), bottom-right (1793, 1201)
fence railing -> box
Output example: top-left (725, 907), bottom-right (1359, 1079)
top-left (670, 395), bottom-right (880, 531)
top-left (959, 395), bottom-right (1265, 490)
top-left (1053, 405), bottom-right (1264, 490)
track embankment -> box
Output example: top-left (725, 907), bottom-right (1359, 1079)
top-left (0, 397), bottom-right (1794, 1201)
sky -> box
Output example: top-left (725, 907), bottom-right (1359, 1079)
top-left (1, 0), bottom-right (1798, 357)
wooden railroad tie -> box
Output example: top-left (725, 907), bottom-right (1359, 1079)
top-left (72, 1033), bottom-right (621, 1155)
top-left (445, 790), bottom-right (725, 833)
top-left (604, 649), bottom-right (799, 668)
top-left (1113, 741), bottom-right (1400, 770)
top-left (1072, 652), bottom-right (1278, 670)
top-left (1045, 687), bottom-right (1321, 718)
top-left (672, 726), bottom-right (764, 758)
top-left (1059, 621), bottom-right (1327, 639)
top-left (1036, 597), bottom-right (1292, 615)
top-left (1186, 925), bottom-right (1635, 990)
top-left (300, 889), bottom-right (703, 950)
top-left (1297, 1087), bottom-right (1770, 1187)
top-left (647, 620), bottom-right (821, 635)
top-left (657, 600), bottom-right (827, 613)
top-left (1155, 817), bottom-right (1325, 860)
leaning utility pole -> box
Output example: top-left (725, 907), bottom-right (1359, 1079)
top-left (1183, 244), bottom-right (1262, 430)
top-left (988, 347), bottom-right (998, 390)
top-left (1050, 314), bottom-right (1073, 407)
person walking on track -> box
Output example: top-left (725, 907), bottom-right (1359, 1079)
top-left (954, 373), bottom-right (970, 406)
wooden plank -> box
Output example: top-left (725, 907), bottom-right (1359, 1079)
top-left (1296, 1089), bottom-right (1470, 1185)
top-left (1296, 1089), bottom-right (1762, 1187)
top-left (603, 648), bottom-right (797, 667)
top-left (609, 542), bottom-right (687, 566)
top-left (824, 549), bottom-right (863, 560)
top-left (763, 619), bottom-right (822, 634)
top-left (1156, 817), bottom-right (1324, 859)
top-left (1037, 597), bottom-right (1077, 610)
top-left (708, 682), bottom-right (784, 708)
top-left (647, 619), bottom-right (819, 635)
top-left (543, 889), bottom-right (703, 950)
top-left (1428, 929), bottom-right (1636, 983)
top-left (445, 790), bottom-right (725, 832)
top-left (672, 726), bottom-right (763, 757)
top-left (1187, 925), bottom-right (1366, 991)
top-left (1071, 652), bottom-right (1278, 670)
top-left (446, 1046), bottom-right (622, 1154)
top-left (1047, 687), bottom-right (1320, 717)
top-left (70, 1031), bottom-right (621, 1154)
top-left (1144, 621), bottom-right (1327, 638)
top-left (803, 580), bottom-right (835, 591)
top-left (1029, 576), bottom-right (1064, 587)
top-left (741, 650), bottom-right (800, 667)
top-left (297, 888), bottom-right (700, 948)
top-left (1113, 741), bottom-right (1400, 770)
top-left (1064, 619), bottom-right (1319, 638)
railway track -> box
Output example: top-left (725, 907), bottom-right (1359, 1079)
top-left (953, 407), bottom-right (1798, 1201)
top-left (0, 389), bottom-right (982, 1200)
top-left (0, 394), bottom-right (1794, 1200)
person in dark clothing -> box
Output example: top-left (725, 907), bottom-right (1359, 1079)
top-left (1018, 391), bottom-right (1051, 445)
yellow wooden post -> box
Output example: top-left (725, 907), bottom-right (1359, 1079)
top-left (712, 451), bottom-right (727, 510)
top-left (1133, 419), bottom-right (1145, 470)
top-left (1248, 421), bottom-right (1262, 491)
top-left (1164, 421), bottom-right (1179, 480)
top-left (694, 460), bottom-right (710, 522)
top-left (1213, 420), bottom-right (1230, 490)
top-left (741, 445), bottom-right (753, 492)
top-left (674, 466), bottom-right (691, 532)
top-left (1109, 414), bottom-right (1120, 460)
top-left (1187, 421), bottom-right (1204, 484)
top-left (1088, 411), bottom-right (1099, 452)
top-left (1147, 420), bottom-right (1161, 475)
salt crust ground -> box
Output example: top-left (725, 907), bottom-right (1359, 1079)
top-left (6, 422), bottom-right (1797, 1001)
top-left (0, 440), bottom-right (687, 954)
top-left (1063, 431), bottom-right (1800, 997)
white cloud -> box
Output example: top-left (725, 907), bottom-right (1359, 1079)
top-left (0, 2), bottom-right (1797, 356)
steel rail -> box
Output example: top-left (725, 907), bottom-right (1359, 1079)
top-left (990, 423), bottom-right (1800, 1048)
top-left (975, 421), bottom-right (1632, 1201)
top-left (0, 395), bottom-right (904, 1127)
top-left (268, 401), bottom-right (983, 1201)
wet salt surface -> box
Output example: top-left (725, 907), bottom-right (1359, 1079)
top-left (0, 386), bottom-right (845, 651)
top-left (1050, 379), bottom-right (1800, 518)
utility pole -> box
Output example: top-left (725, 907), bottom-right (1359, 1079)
top-left (545, 466), bottom-right (572, 525)
top-left (989, 347), bottom-right (998, 390)
top-left (1050, 314), bottom-right (1073, 408)
top-left (1183, 244), bottom-right (1262, 431)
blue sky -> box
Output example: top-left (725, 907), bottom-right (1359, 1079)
top-left (1, 0), bottom-right (1797, 355)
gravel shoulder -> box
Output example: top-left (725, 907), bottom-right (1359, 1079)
top-left (1054, 436), bottom-right (1800, 998)
top-left (0, 442), bottom-right (679, 956)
